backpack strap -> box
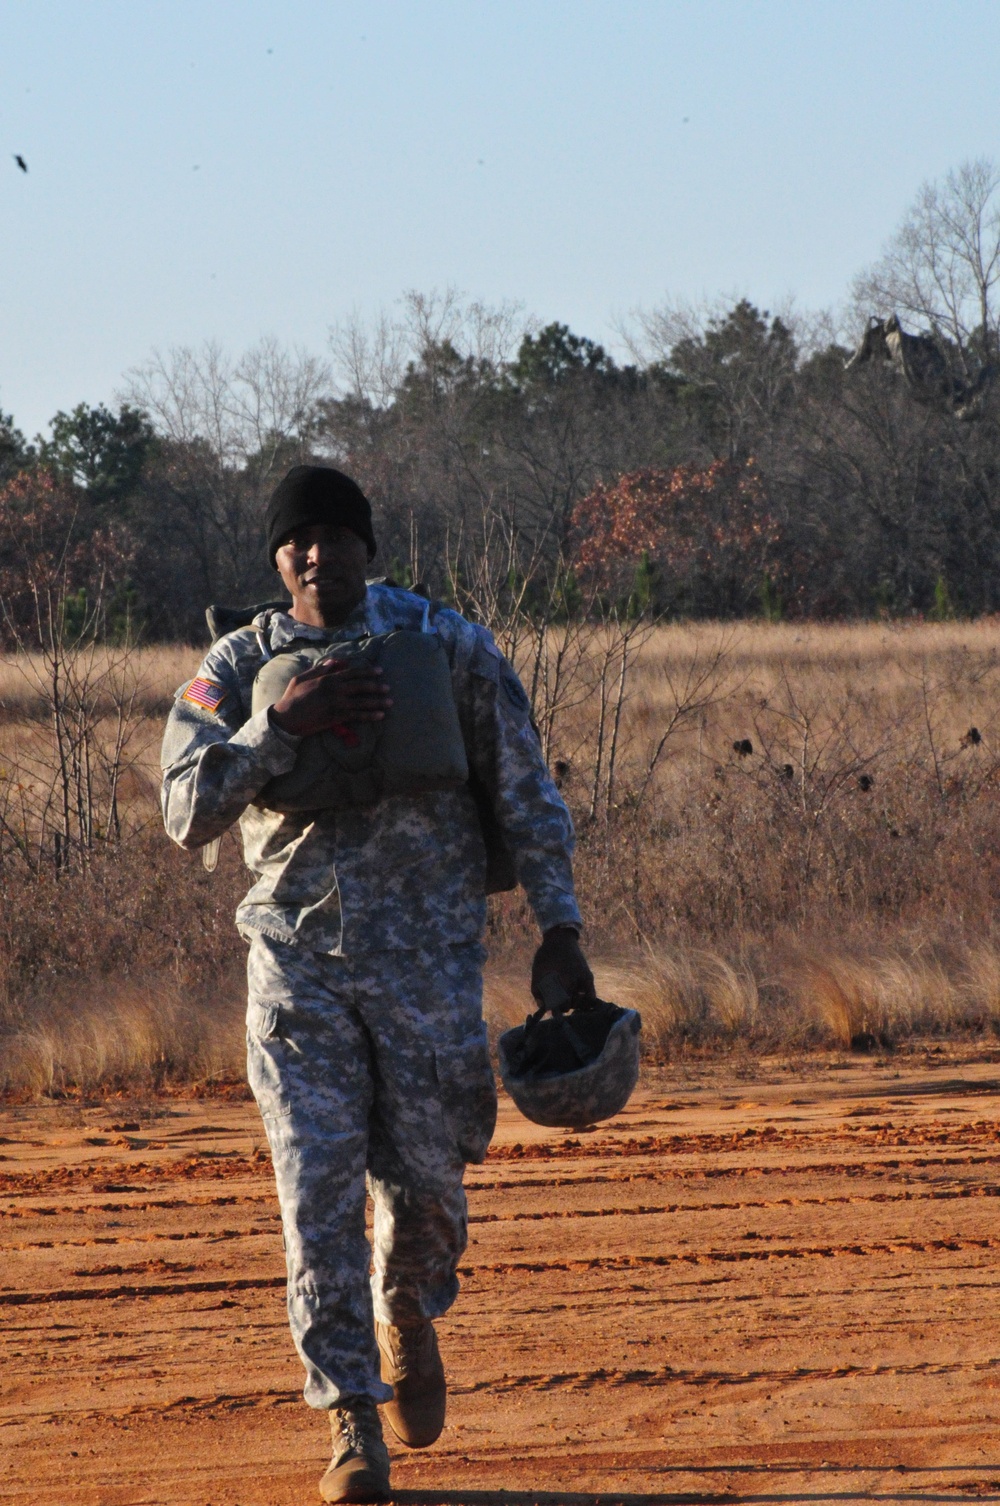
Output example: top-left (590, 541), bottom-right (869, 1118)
top-left (205, 600), bottom-right (288, 644)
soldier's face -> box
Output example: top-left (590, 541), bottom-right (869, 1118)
top-left (275, 523), bottom-right (370, 626)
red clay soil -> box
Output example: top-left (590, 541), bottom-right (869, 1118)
top-left (3, 1050), bottom-right (1000, 1505)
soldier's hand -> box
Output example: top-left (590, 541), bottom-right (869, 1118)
top-left (531, 926), bottom-right (596, 1013)
top-left (269, 658), bottom-right (392, 738)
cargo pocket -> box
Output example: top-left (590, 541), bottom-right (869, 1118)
top-left (246, 999), bottom-right (292, 1119)
top-left (434, 1026), bottom-right (498, 1165)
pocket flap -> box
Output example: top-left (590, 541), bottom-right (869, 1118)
top-left (247, 1001), bottom-right (280, 1040)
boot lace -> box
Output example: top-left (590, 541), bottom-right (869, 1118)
top-left (332, 1399), bottom-right (383, 1460)
top-left (380, 1320), bottom-right (433, 1376)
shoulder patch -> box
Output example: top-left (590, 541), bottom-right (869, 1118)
top-left (500, 663), bottom-right (532, 715)
top-left (470, 635), bottom-right (502, 683)
top-left (182, 677), bottom-right (227, 713)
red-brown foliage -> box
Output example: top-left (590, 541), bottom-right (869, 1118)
top-left (0, 470), bottom-right (132, 645)
top-left (571, 460), bottom-right (782, 614)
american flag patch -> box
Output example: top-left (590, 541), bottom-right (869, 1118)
top-left (182, 677), bottom-right (227, 713)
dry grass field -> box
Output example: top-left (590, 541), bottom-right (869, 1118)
top-left (3, 619), bottom-right (1000, 1096)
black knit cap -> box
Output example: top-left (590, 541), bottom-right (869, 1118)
top-left (267, 464), bottom-right (377, 567)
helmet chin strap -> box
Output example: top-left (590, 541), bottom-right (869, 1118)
top-left (533, 975), bottom-right (572, 1016)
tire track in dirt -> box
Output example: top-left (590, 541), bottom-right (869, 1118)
top-left (0, 1387), bottom-right (303, 1427)
top-left (6, 1147), bottom-right (1000, 1206)
top-left (458, 1235), bottom-right (1000, 1278)
top-left (0, 1152), bottom-right (270, 1198)
top-left (4, 1232), bottom-right (997, 1307)
top-left (3, 1119), bottom-right (999, 1197)
top-left (9, 1351), bottom-right (1000, 1430)
top-left (2, 1225), bottom-right (279, 1252)
top-left (468, 1184), bottom-right (1000, 1221)
top-left (469, 1150), bottom-right (1000, 1188)
top-left (0, 1274), bottom-right (287, 1306)
top-left (6, 1182), bottom-right (999, 1252)
top-left (485, 1122), bottom-right (1000, 1161)
top-left (1, 1190), bottom-right (277, 1217)
top-left (479, 1275), bottom-right (1000, 1321)
top-left (450, 1353), bottom-right (1000, 1396)
top-left (12, 1271), bottom-right (1000, 1338)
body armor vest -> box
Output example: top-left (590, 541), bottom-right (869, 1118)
top-left (251, 629), bottom-right (469, 812)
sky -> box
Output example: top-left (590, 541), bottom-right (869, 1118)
top-left (2, 0), bottom-right (999, 439)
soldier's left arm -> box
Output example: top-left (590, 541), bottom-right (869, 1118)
top-left (451, 620), bottom-right (583, 936)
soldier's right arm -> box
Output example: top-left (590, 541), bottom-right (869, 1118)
top-left (160, 643), bottom-right (300, 850)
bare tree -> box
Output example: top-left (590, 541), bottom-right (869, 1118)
top-left (852, 159), bottom-right (1000, 367)
top-left (122, 337), bottom-right (330, 467)
top-left (120, 338), bottom-right (331, 605)
top-left (444, 500), bottom-right (603, 766)
top-left (329, 290), bottom-right (528, 408)
top-left (329, 308), bottom-right (410, 412)
top-left (0, 537), bottom-right (144, 877)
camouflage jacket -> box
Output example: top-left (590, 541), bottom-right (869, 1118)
top-left (160, 585), bottom-right (582, 954)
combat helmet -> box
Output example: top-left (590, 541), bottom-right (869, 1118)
top-left (498, 985), bottom-right (642, 1129)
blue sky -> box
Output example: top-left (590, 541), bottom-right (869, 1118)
top-left (2, 0), bottom-right (998, 438)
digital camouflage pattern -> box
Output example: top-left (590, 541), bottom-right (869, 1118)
top-left (247, 932), bottom-right (496, 1407)
top-left (498, 1004), bottom-right (643, 1129)
top-left (160, 584), bottom-right (581, 953)
top-left (160, 583), bottom-right (580, 1408)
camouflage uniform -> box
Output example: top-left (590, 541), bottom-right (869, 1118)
top-left (160, 585), bottom-right (581, 1407)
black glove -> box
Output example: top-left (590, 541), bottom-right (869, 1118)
top-left (530, 926), bottom-right (596, 1013)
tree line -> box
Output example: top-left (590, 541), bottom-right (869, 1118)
top-left (2, 158), bottom-right (1000, 643)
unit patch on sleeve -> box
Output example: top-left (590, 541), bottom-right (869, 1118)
top-left (182, 677), bottom-right (227, 713)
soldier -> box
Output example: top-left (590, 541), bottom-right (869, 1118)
top-left (160, 465), bottom-right (593, 1503)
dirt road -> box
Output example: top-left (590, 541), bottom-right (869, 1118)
top-left (3, 1051), bottom-right (1000, 1504)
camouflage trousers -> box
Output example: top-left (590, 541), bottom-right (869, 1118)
top-left (245, 933), bottom-right (497, 1409)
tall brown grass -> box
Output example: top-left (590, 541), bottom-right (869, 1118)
top-left (4, 620), bottom-right (1000, 1097)
top-left (0, 643), bottom-right (199, 722)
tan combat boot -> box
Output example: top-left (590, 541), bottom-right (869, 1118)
top-left (320, 1399), bottom-right (391, 1504)
top-left (376, 1319), bottom-right (446, 1448)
